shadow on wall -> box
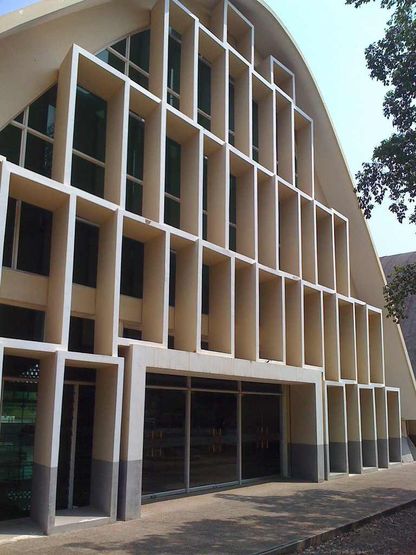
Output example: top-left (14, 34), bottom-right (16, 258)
top-left (20, 485), bottom-right (416, 555)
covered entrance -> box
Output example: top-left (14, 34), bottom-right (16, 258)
top-left (142, 374), bottom-right (282, 498)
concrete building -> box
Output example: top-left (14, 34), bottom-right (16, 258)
top-left (0, 0), bottom-right (415, 535)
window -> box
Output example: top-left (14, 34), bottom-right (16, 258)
top-left (123, 327), bottom-right (142, 340)
top-left (202, 264), bottom-right (209, 315)
top-left (2, 198), bottom-right (52, 276)
top-left (169, 251), bottom-right (176, 307)
top-left (126, 113), bottom-right (145, 215)
top-left (68, 316), bottom-right (95, 353)
top-left (120, 236), bottom-right (144, 298)
top-left (167, 29), bottom-right (181, 109)
top-left (72, 86), bottom-right (107, 198)
top-left (0, 86), bottom-right (56, 177)
top-left (202, 156), bottom-right (208, 240)
top-left (252, 101), bottom-right (259, 162)
top-left (0, 304), bottom-right (44, 341)
top-left (96, 29), bottom-right (150, 89)
top-left (228, 79), bottom-right (235, 145)
top-left (229, 174), bottom-right (237, 251)
top-left (73, 219), bottom-right (99, 288)
top-left (198, 57), bottom-right (211, 130)
top-left (165, 138), bottom-right (181, 228)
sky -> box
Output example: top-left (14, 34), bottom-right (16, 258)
top-left (0, 0), bottom-right (414, 256)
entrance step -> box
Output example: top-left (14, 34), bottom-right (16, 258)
top-left (51, 507), bottom-right (112, 534)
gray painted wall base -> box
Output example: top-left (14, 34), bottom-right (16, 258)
top-left (347, 441), bottom-right (362, 474)
top-left (290, 443), bottom-right (325, 482)
top-left (400, 436), bottom-right (415, 463)
top-left (362, 439), bottom-right (378, 467)
top-left (377, 438), bottom-right (389, 468)
top-left (30, 462), bottom-right (57, 534)
top-left (118, 459), bottom-right (142, 520)
top-left (90, 459), bottom-right (119, 518)
top-left (329, 442), bottom-right (348, 473)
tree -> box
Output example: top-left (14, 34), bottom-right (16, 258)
top-left (346, 0), bottom-right (416, 322)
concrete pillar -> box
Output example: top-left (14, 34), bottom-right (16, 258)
top-left (149, 0), bottom-right (169, 99)
top-left (285, 279), bottom-right (303, 368)
top-left (334, 212), bottom-right (350, 296)
top-left (303, 286), bottom-right (323, 368)
top-left (90, 361), bottom-right (124, 518)
top-left (235, 262), bottom-right (258, 361)
top-left (257, 87), bottom-right (275, 172)
top-left (174, 241), bottom-right (199, 352)
top-left (316, 205), bottom-right (335, 289)
top-left (339, 299), bottom-right (357, 381)
top-left (327, 385), bottom-right (348, 473)
top-left (301, 198), bottom-right (317, 283)
top-left (368, 308), bottom-right (384, 384)
top-left (257, 175), bottom-right (278, 269)
top-left (258, 272), bottom-right (284, 362)
top-left (236, 165), bottom-right (256, 259)
top-left (346, 384), bottom-right (363, 474)
top-left (279, 184), bottom-right (300, 276)
top-left (209, 254), bottom-right (233, 354)
top-left (206, 145), bottom-right (227, 248)
top-left (31, 352), bottom-right (65, 533)
top-left (289, 381), bottom-right (325, 482)
top-left (323, 293), bottom-right (340, 381)
top-left (276, 92), bottom-right (294, 184)
top-left (375, 387), bottom-right (389, 468)
top-left (294, 110), bottom-right (313, 196)
top-left (355, 302), bottom-right (370, 384)
top-left (387, 389), bottom-right (401, 462)
top-left (143, 104), bottom-right (165, 222)
top-left (181, 131), bottom-right (202, 236)
top-left (359, 387), bottom-right (378, 468)
top-left (0, 161), bottom-right (10, 284)
top-left (118, 346), bottom-right (146, 520)
top-left (234, 65), bottom-right (251, 157)
top-left (180, 17), bottom-right (198, 120)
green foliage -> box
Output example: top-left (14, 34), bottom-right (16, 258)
top-left (346, 0), bottom-right (416, 320)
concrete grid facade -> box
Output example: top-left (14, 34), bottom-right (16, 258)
top-left (0, 0), bottom-right (410, 535)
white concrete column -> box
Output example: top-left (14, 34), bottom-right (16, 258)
top-left (375, 386), bottom-right (389, 468)
top-left (346, 384), bottom-right (363, 474)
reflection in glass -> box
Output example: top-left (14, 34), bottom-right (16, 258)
top-left (190, 391), bottom-right (237, 487)
top-left (242, 394), bottom-right (280, 479)
top-left (17, 202), bottom-right (52, 276)
top-left (142, 389), bottom-right (186, 495)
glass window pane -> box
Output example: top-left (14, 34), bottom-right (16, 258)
top-left (73, 86), bottom-right (107, 162)
top-left (111, 38), bottom-right (127, 56)
top-left (167, 35), bottom-right (181, 95)
top-left (14, 112), bottom-right (24, 124)
top-left (242, 394), bottom-right (280, 479)
top-left (164, 196), bottom-right (180, 228)
top-left (130, 30), bottom-right (150, 72)
top-left (202, 213), bottom-right (208, 241)
top-left (165, 138), bottom-right (181, 197)
top-left (2, 197), bottom-right (16, 268)
top-left (198, 112), bottom-right (211, 131)
top-left (123, 328), bottom-right (142, 340)
top-left (17, 202), bottom-right (52, 276)
top-left (0, 304), bottom-right (44, 341)
top-left (28, 86), bottom-right (57, 138)
top-left (229, 225), bottom-right (236, 252)
top-left (191, 377), bottom-right (238, 391)
top-left (229, 174), bottom-right (237, 224)
top-left (128, 65), bottom-right (149, 89)
top-left (120, 236), bottom-right (144, 298)
top-left (190, 391), bottom-right (238, 487)
top-left (146, 373), bottom-right (187, 388)
top-left (229, 80), bottom-right (235, 133)
top-left (73, 219), bottom-right (99, 287)
top-left (125, 178), bottom-right (143, 215)
top-left (169, 250), bottom-right (176, 307)
top-left (203, 157), bottom-right (208, 211)
top-left (0, 125), bottom-right (21, 165)
top-left (127, 115), bottom-right (144, 180)
top-left (142, 388), bottom-right (186, 495)
top-left (71, 154), bottom-right (105, 198)
top-left (24, 133), bottom-right (53, 178)
top-left (252, 100), bottom-right (259, 149)
top-left (96, 49), bottom-right (125, 73)
top-left (202, 264), bottom-right (209, 315)
top-left (198, 59), bottom-right (211, 116)
top-left (167, 92), bottom-right (180, 109)
top-left (68, 316), bottom-right (95, 353)
top-left (242, 382), bottom-right (282, 394)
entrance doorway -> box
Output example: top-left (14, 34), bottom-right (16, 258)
top-left (56, 370), bottom-right (95, 511)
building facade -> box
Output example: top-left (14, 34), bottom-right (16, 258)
top-left (0, 0), bottom-right (415, 534)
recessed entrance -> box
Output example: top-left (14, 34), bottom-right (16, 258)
top-left (142, 374), bottom-right (282, 499)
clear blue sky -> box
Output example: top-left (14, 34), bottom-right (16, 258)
top-left (1, 0), bottom-right (414, 256)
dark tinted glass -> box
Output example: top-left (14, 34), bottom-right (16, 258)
top-left (14, 112), bottom-right (24, 124)
top-left (165, 138), bottom-right (181, 197)
top-left (142, 388), bottom-right (186, 494)
top-left (252, 101), bottom-right (259, 149)
top-left (190, 391), bottom-right (238, 487)
top-left (0, 304), bottom-right (44, 341)
top-left (125, 178), bottom-right (143, 215)
top-left (64, 367), bottom-right (96, 382)
top-left (241, 382), bottom-right (282, 394)
top-left (120, 236), bottom-right (144, 298)
top-left (130, 30), bottom-right (150, 72)
top-left (17, 202), bottom-right (52, 276)
top-left (229, 174), bottom-right (237, 224)
top-left (128, 65), bottom-right (149, 89)
top-left (73, 220), bottom-right (99, 287)
top-left (198, 112), bottom-right (211, 131)
top-left (28, 86), bottom-right (57, 138)
top-left (112, 38), bottom-right (127, 56)
top-left (68, 316), bottom-right (95, 353)
top-left (146, 373), bottom-right (187, 387)
top-left (167, 92), bottom-right (180, 109)
top-left (164, 197), bottom-right (180, 228)
top-left (127, 115), bottom-right (144, 180)
top-left (168, 335), bottom-right (175, 349)
top-left (169, 250), bottom-right (176, 307)
top-left (96, 49), bottom-right (125, 73)
top-left (167, 35), bottom-right (181, 95)
top-left (198, 58), bottom-right (211, 116)
top-left (203, 157), bottom-right (208, 211)
top-left (191, 377), bottom-right (238, 391)
top-left (229, 80), bottom-right (235, 133)
top-left (2, 355), bottom-right (40, 380)
top-left (242, 394), bottom-right (280, 479)
top-left (0, 125), bottom-right (21, 165)
top-left (123, 328), bottom-right (142, 340)
top-left (73, 86), bottom-right (107, 162)
top-left (73, 384), bottom-right (95, 506)
top-left (229, 224), bottom-right (236, 252)
top-left (71, 155), bottom-right (105, 198)
top-left (202, 213), bottom-right (208, 241)
top-left (3, 197), bottom-right (16, 268)
top-left (24, 134), bottom-right (53, 178)
top-left (202, 264), bottom-right (209, 315)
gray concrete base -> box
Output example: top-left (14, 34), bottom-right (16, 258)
top-left (118, 459), bottom-right (142, 521)
top-left (348, 441), bottom-right (363, 474)
top-left (290, 443), bottom-right (325, 482)
top-left (377, 438), bottom-right (389, 468)
top-left (329, 442), bottom-right (348, 473)
top-left (400, 436), bottom-right (415, 463)
top-left (362, 439), bottom-right (378, 468)
top-left (30, 463), bottom-right (57, 534)
top-left (90, 459), bottom-right (119, 518)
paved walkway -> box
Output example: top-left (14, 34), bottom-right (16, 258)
top-left (1, 463), bottom-right (416, 554)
